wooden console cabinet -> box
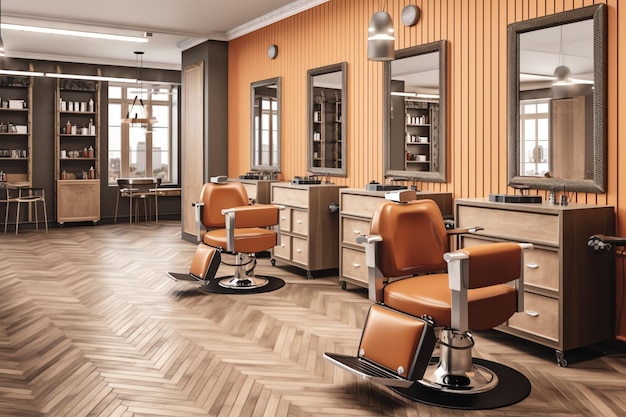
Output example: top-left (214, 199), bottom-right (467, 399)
top-left (455, 198), bottom-right (615, 366)
top-left (340, 188), bottom-right (453, 289)
top-left (271, 183), bottom-right (345, 278)
top-left (230, 178), bottom-right (275, 204)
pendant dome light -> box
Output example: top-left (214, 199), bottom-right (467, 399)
top-left (553, 25), bottom-right (572, 84)
top-left (368, 10), bottom-right (395, 61)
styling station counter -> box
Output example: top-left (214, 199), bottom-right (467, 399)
top-left (271, 182), bottom-right (346, 279)
top-left (229, 178), bottom-right (275, 204)
top-left (455, 198), bottom-right (615, 366)
top-left (339, 188), bottom-right (453, 289)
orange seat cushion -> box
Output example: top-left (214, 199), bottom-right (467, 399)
top-left (204, 228), bottom-right (277, 254)
top-left (383, 274), bottom-right (517, 330)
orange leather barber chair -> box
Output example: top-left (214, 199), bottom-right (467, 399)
top-left (173, 177), bottom-right (282, 290)
top-left (325, 196), bottom-right (533, 409)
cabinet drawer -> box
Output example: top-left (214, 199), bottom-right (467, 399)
top-left (462, 236), bottom-right (559, 292)
top-left (273, 236), bottom-right (291, 260)
top-left (507, 292), bottom-right (559, 342)
top-left (291, 209), bottom-right (309, 236)
top-left (342, 247), bottom-right (367, 284)
top-left (341, 193), bottom-right (385, 218)
top-left (292, 237), bottom-right (309, 265)
top-left (342, 217), bottom-right (371, 245)
top-left (273, 186), bottom-right (309, 208)
top-left (279, 208), bottom-right (292, 232)
top-left (457, 205), bottom-right (559, 245)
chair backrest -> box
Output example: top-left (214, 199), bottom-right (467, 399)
top-left (370, 199), bottom-right (449, 278)
top-left (199, 182), bottom-right (249, 229)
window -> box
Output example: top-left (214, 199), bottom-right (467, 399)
top-left (253, 95), bottom-right (279, 167)
top-left (108, 85), bottom-right (178, 185)
top-left (519, 99), bottom-right (550, 176)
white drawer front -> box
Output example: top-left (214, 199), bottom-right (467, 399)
top-left (291, 237), bottom-right (309, 266)
top-left (272, 186), bottom-right (309, 208)
top-left (279, 207), bottom-right (292, 233)
top-left (273, 236), bottom-right (291, 260)
top-left (291, 209), bottom-right (309, 236)
top-left (341, 247), bottom-right (367, 285)
top-left (341, 193), bottom-right (385, 218)
top-left (507, 292), bottom-right (559, 342)
top-left (342, 217), bottom-right (371, 245)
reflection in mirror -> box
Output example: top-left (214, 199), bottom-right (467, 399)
top-left (385, 40), bottom-right (447, 183)
top-left (307, 62), bottom-right (347, 177)
top-left (508, 4), bottom-right (606, 193)
top-left (251, 77), bottom-right (281, 173)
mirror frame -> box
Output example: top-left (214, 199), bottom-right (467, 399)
top-left (307, 62), bottom-right (348, 177)
top-left (384, 40), bottom-right (448, 183)
top-left (250, 76), bottom-right (282, 172)
top-left (507, 4), bottom-right (607, 193)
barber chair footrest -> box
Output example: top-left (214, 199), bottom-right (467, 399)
top-left (166, 272), bottom-right (205, 282)
top-left (323, 353), bottom-right (414, 388)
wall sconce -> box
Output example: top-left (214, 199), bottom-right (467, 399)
top-left (401, 5), bottom-right (420, 27)
top-left (368, 11), bottom-right (395, 61)
top-left (267, 44), bottom-right (278, 60)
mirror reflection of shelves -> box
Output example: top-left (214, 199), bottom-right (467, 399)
top-left (312, 88), bottom-right (342, 169)
top-left (54, 67), bottom-right (101, 224)
top-left (404, 100), bottom-right (439, 172)
top-left (0, 68), bottom-right (33, 186)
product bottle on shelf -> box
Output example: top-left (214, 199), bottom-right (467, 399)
top-left (88, 166), bottom-right (95, 179)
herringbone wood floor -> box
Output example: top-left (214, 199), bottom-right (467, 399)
top-left (0, 221), bottom-right (624, 417)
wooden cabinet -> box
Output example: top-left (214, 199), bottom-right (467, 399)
top-left (0, 72), bottom-right (33, 185)
top-left (455, 198), bottom-right (615, 366)
top-left (271, 183), bottom-right (345, 278)
top-left (231, 179), bottom-right (275, 204)
top-left (54, 71), bottom-right (101, 224)
top-left (339, 188), bottom-right (453, 288)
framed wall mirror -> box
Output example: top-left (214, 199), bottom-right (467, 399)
top-left (251, 77), bottom-right (281, 173)
top-left (507, 4), bottom-right (607, 193)
top-left (384, 40), bottom-right (447, 183)
top-left (307, 62), bottom-right (347, 177)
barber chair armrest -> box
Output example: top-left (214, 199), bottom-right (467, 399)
top-left (356, 234), bottom-right (385, 303)
top-left (444, 242), bottom-right (533, 331)
top-left (446, 226), bottom-right (484, 236)
top-left (192, 201), bottom-right (205, 243)
top-left (222, 204), bottom-right (283, 252)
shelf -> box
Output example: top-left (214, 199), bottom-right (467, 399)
top-left (0, 133), bottom-right (29, 136)
top-left (59, 111), bottom-right (97, 115)
top-left (0, 108), bottom-right (28, 112)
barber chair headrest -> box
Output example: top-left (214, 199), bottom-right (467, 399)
top-left (385, 189), bottom-right (417, 203)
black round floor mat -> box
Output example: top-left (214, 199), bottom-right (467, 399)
top-left (390, 358), bottom-right (531, 409)
top-left (198, 275), bottom-right (285, 294)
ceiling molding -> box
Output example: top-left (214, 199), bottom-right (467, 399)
top-left (226, 0), bottom-right (329, 40)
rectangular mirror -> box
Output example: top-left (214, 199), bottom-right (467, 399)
top-left (384, 40), bottom-right (447, 183)
top-left (251, 77), bottom-right (281, 173)
top-left (307, 62), bottom-right (347, 177)
top-left (508, 4), bottom-right (607, 193)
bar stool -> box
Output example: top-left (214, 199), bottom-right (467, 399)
top-left (7, 187), bottom-right (48, 234)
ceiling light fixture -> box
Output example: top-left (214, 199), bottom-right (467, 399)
top-left (44, 73), bottom-right (137, 83)
top-left (121, 51), bottom-right (157, 126)
top-left (0, 23), bottom-right (149, 43)
top-left (0, 69), bottom-right (44, 77)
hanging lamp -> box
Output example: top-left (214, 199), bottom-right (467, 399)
top-left (553, 26), bottom-right (571, 84)
top-left (121, 51), bottom-right (157, 126)
top-left (368, 10), bottom-right (395, 61)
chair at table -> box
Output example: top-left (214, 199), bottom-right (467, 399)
top-left (324, 197), bottom-right (533, 409)
top-left (190, 177), bottom-right (282, 289)
top-left (3, 186), bottom-right (48, 234)
top-left (114, 178), bottom-right (161, 224)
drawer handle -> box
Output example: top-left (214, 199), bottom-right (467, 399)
top-left (352, 229), bottom-right (361, 234)
top-left (526, 263), bottom-right (539, 269)
top-left (280, 244), bottom-right (286, 248)
top-left (281, 216), bottom-right (287, 220)
top-left (526, 310), bottom-right (539, 317)
top-left (296, 248), bottom-right (302, 253)
top-left (296, 220), bottom-right (303, 224)
top-left (352, 263), bottom-right (360, 268)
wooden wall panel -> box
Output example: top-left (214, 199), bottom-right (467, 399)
top-left (227, 0), bottom-right (626, 340)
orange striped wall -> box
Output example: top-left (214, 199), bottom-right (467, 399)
top-left (228, 0), bottom-right (625, 337)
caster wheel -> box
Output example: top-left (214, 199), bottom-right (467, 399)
top-left (340, 281), bottom-right (347, 290)
top-left (271, 258), bottom-right (276, 266)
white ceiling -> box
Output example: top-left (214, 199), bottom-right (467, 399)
top-left (1, 0), bottom-right (328, 70)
